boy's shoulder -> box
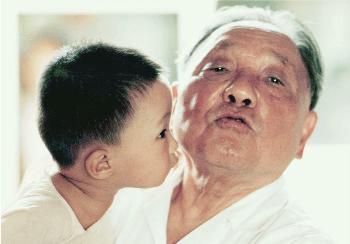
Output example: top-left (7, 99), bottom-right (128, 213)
top-left (2, 176), bottom-right (81, 244)
top-left (3, 175), bottom-right (70, 215)
top-left (114, 186), bottom-right (165, 217)
top-left (116, 187), bottom-right (155, 208)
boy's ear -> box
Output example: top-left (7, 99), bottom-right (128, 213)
top-left (296, 111), bottom-right (317, 159)
top-left (85, 149), bottom-right (113, 180)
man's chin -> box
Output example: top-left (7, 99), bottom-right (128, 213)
top-left (196, 145), bottom-right (258, 173)
top-left (197, 152), bottom-right (234, 168)
top-left (198, 139), bottom-right (242, 161)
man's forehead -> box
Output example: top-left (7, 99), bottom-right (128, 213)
top-left (184, 25), bottom-right (301, 77)
top-left (200, 28), bottom-right (300, 67)
top-left (216, 28), bottom-right (297, 52)
top-left (211, 39), bottom-right (293, 66)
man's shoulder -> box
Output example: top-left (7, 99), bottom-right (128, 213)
top-left (256, 223), bottom-right (334, 244)
top-left (256, 202), bottom-right (334, 243)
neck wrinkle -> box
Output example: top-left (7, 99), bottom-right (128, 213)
top-left (177, 158), bottom-right (265, 219)
top-left (60, 172), bottom-right (117, 205)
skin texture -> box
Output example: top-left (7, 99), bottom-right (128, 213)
top-left (167, 28), bottom-right (317, 243)
top-left (110, 80), bottom-right (178, 188)
top-left (52, 80), bottom-right (178, 229)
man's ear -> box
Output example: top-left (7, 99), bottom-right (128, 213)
top-left (296, 111), bottom-right (317, 159)
top-left (85, 149), bottom-right (113, 180)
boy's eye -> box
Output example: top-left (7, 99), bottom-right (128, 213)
top-left (158, 129), bottom-right (167, 139)
top-left (268, 76), bottom-right (285, 86)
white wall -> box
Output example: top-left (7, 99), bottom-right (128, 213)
top-left (285, 144), bottom-right (350, 244)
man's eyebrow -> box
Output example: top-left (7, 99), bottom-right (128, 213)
top-left (216, 40), bottom-right (235, 50)
top-left (269, 49), bottom-right (302, 78)
top-left (270, 50), bottom-right (291, 66)
top-left (158, 111), bottom-right (171, 126)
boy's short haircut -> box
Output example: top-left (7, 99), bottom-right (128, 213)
top-left (39, 43), bottom-right (162, 168)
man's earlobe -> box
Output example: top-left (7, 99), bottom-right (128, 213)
top-left (85, 149), bottom-right (113, 180)
top-left (296, 111), bottom-right (317, 159)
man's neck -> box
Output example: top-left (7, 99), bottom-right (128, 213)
top-left (176, 163), bottom-right (261, 219)
top-left (167, 159), bottom-right (276, 244)
top-left (51, 173), bottom-right (117, 229)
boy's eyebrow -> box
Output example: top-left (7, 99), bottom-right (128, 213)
top-left (158, 111), bottom-right (171, 126)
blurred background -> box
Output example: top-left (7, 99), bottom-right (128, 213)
top-left (1, 0), bottom-right (349, 243)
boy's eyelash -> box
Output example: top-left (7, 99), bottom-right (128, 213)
top-left (158, 129), bottom-right (167, 139)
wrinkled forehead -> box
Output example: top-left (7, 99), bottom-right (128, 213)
top-left (184, 20), bottom-right (300, 77)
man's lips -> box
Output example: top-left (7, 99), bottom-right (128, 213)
top-left (214, 113), bottom-right (253, 131)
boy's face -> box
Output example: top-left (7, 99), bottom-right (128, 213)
top-left (110, 80), bottom-right (178, 188)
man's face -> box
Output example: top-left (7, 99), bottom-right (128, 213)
top-left (172, 28), bottom-right (317, 179)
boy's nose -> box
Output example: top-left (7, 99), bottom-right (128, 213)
top-left (168, 130), bottom-right (178, 154)
top-left (168, 130), bottom-right (179, 167)
top-left (168, 135), bottom-right (179, 166)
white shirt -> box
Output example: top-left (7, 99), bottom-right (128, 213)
top-left (1, 173), bottom-right (128, 244)
top-left (115, 164), bottom-right (334, 244)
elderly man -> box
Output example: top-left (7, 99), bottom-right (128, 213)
top-left (116, 6), bottom-right (334, 244)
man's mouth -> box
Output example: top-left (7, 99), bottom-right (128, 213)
top-left (226, 116), bottom-right (246, 124)
top-left (214, 115), bottom-right (251, 131)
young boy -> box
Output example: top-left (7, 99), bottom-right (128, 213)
top-left (1, 43), bottom-right (178, 243)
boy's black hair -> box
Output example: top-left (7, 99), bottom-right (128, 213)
top-left (39, 43), bottom-right (162, 168)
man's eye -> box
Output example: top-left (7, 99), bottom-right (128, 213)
top-left (208, 67), bottom-right (228, 73)
top-left (268, 76), bottom-right (285, 86)
top-left (158, 129), bottom-right (167, 139)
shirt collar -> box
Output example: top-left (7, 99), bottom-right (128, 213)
top-left (224, 176), bottom-right (288, 231)
top-left (142, 163), bottom-right (185, 244)
top-left (142, 164), bottom-right (288, 241)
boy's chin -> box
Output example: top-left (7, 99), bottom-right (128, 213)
top-left (135, 171), bottom-right (170, 189)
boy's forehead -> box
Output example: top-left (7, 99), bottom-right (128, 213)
top-left (119, 80), bottom-right (172, 139)
top-left (133, 80), bottom-right (172, 114)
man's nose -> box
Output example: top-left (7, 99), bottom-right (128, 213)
top-left (222, 77), bottom-right (257, 108)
